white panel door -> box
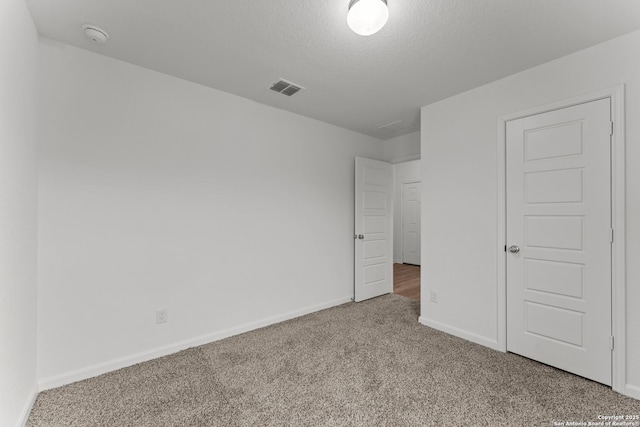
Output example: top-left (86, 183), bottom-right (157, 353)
top-left (355, 157), bottom-right (392, 302)
top-left (402, 182), bottom-right (421, 265)
top-left (506, 98), bottom-right (612, 385)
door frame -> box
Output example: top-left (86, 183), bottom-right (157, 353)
top-left (496, 85), bottom-right (626, 394)
top-left (400, 180), bottom-right (421, 265)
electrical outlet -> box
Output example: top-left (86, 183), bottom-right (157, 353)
top-left (156, 308), bottom-right (168, 324)
top-left (430, 291), bottom-right (439, 303)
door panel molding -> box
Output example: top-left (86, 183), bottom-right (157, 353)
top-left (496, 85), bottom-right (626, 394)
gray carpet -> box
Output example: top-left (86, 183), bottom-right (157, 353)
top-left (27, 295), bottom-right (640, 426)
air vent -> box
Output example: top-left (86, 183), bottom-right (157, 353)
top-left (270, 79), bottom-right (305, 97)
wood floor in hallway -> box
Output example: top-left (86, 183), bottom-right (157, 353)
top-left (393, 263), bottom-right (420, 301)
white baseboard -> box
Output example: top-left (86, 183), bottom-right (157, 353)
top-left (418, 316), bottom-right (499, 351)
top-left (17, 385), bottom-right (38, 427)
top-left (39, 296), bottom-right (352, 391)
top-left (624, 384), bottom-right (640, 400)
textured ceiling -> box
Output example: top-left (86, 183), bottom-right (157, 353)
top-left (24, 0), bottom-right (640, 140)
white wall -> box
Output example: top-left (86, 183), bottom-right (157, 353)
top-left (383, 131), bottom-right (420, 163)
top-left (37, 40), bottom-right (383, 387)
top-left (392, 160), bottom-right (421, 263)
top-left (420, 29), bottom-right (640, 398)
top-left (0, 0), bottom-right (39, 425)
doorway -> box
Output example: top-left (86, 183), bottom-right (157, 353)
top-left (354, 158), bottom-right (421, 303)
top-left (394, 179), bottom-right (421, 301)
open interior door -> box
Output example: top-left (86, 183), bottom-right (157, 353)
top-left (354, 157), bottom-right (393, 302)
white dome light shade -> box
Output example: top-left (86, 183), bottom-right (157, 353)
top-left (347, 0), bottom-right (389, 36)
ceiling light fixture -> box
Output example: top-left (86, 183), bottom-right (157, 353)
top-left (347, 0), bottom-right (389, 36)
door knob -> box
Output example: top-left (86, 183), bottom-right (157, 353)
top-left (509, 245), bottom-right (520, 254)
top-left (358, 234), bottom-right (364, 239)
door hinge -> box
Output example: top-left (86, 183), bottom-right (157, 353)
top-left (504, 245), bottom-right (507, 252)
top-left (610, 335), bottom-right (615, 351)
top-left (610, 121), bottom-right (614, 136)
top-left (610, 228), bottom-right (614, 243)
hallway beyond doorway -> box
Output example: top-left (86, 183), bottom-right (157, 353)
top-left (393, 263), bottom-right (420, 301)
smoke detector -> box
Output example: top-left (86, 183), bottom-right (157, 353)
top-left (82, 24), bottom-right (109, 44)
